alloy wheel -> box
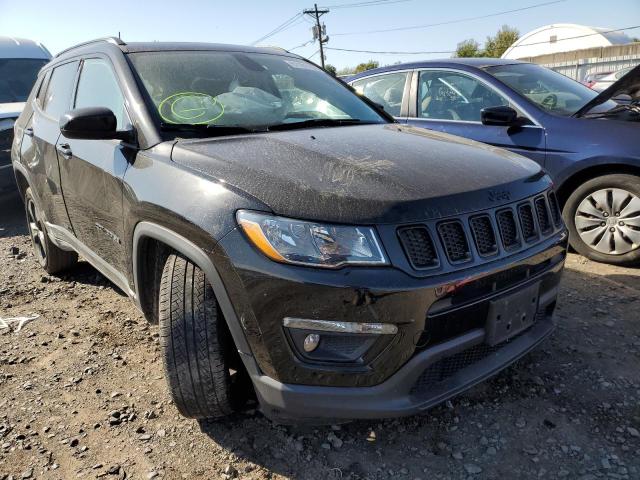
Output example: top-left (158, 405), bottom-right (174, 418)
top-left (26, 198), bottom-right (47, 264)
top-left (574, 188), bottom-right (640, 255)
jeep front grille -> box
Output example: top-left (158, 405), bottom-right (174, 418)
top-left (397, 190), bottom-right (563, 271)
top-left (547, 191), bottom-right (562, 227)
top-left (437, 221), bottom-right (471, 263)
top-left (496, 209), bottom-right (520, 249)
top-left (398, 226), bottom-right (438, 269)
top-left (518, 203), bottom-right (537, 242)
top-left (469, 215), bottom-right (498, 257)
top-left (535, 196), bottom-right (552, 234)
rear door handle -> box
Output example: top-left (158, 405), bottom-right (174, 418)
top-left (57, 143), bottom-right (73, 160)
top-left (24, 127), bottom-right (34, 137)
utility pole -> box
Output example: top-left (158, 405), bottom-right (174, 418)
top-left (303, 4), bottom-right (329, 69)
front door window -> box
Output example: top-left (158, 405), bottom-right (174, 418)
top-left (418, 70), bottom-right (509, 122)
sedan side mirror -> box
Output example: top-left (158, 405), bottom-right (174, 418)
top-left (481, 105), bottom-right (519, 126)
top-left (60, 107), bottom-right (132, 141)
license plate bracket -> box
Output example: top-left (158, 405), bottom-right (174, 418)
top-left (485, 283), bottom-right (539, 346)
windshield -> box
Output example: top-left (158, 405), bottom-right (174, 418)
top-left (128, 51), bottom-right (386, 132)
top-left (485, 63), bottom-right (617, 116)
top-left (0, 58), bottom-right (48, 103)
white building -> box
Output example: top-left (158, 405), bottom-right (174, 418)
top-left (502, 24), bottom-right (632, 60)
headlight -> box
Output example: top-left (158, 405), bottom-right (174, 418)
top-left (236, 210), bottom-right (388, 268)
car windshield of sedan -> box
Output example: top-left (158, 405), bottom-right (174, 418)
top-left (128, 51), bottom-right (386, 132)
top-left (485, 63), bottom-right (617, 116)
top-left (0, 58), bottom-right (49, 103)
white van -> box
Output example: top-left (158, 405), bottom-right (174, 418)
top-left (1, 37), bottom-right (51, 195)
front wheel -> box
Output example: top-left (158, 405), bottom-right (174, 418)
top-left (563, 174), bottom-right (640, 266)
top-left (158, 254), bottom-right (249, 419)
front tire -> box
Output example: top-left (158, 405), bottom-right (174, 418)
top-left (158, 254), bottom-right (247, 419)
top-left (563, 174), bottom-right (640, 266)
top-left (25, 188), bottom-right (78, 274)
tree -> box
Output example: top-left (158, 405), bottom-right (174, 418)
top-left (354, 60), bottom-right (379, 74)
top-left (324, 64), bottom-right (337, 76)
top-left (455, 39), bottom-right (481, 58)
top-left (484, 25), bottom-right (519, 58)
top-left (337, 66), bottom-right (355, 76)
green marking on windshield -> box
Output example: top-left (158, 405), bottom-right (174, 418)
top-left (158, 91), bottom-right (225, 124)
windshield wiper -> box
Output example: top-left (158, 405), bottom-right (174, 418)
top-left (267, 118), bottom-right (373, 132)
top-left (160, 123), bottom-right (266, 136)
top-left (581, 103), bottom-right (640, 119)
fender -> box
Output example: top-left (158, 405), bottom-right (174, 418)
top-left (554, 155), bottom-right (640, 198)
top-left (132, 221), bottom-right (258, 373)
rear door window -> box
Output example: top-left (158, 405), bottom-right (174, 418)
top-left (74, 59), bottom-right (126, 129)
top-left (43, 61), bottom-right (79, 121)
top-left (351, 72), bottom-right (408, 116)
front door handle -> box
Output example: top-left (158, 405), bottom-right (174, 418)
top-left (57, 143), bottom-right (73, 160)
top-left (24, 127), bottom-right (34, 137)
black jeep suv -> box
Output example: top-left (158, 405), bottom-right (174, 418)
top-left (11, 38), bottom-right (567, 422)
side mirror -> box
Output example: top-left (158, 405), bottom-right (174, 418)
top-left (60, 107), bottom-right (132, 141)
top-left (481, 105), bottom-right (519, 126)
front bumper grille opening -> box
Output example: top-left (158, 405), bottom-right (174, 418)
top-left (535, 196), bottom-right (552, 234)
top-left (496, 209), bottom-right (520, 250)
top-left (411, 315), bottom-right (542, 395)
top-left (548, 191), bottom-right (562, 227)
top-left (438, 221), bottom-right (471, 263)
top-left (518, 203), bottom-right (538, 242)
top-left (398, 226), bottom-right (439, 269)
top-left (469, 215), bottom-right (498, 257)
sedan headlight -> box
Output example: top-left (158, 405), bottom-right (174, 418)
top-left (236, 210), bottom-right (388, 268)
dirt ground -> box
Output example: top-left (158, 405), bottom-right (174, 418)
top-left (1, 192), bottom-right (639, 480)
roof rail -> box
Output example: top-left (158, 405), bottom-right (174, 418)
top-left (55, 36), bottom-right (125, 57)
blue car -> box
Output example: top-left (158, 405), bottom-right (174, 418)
top-left (349, 59), bottom-right (640, 266)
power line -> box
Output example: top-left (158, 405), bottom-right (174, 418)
top-left (322, 0), bottom-right (411, 9)
top-left (332, 0), bottom-right (566, 36)
top-left (325, 24), bottom-right (640, 55)
top-left (326, 46), bottom-right (454, 55)
top-left (289, 39), bottom-right (315, 51)
top-left (251, 12), bottom-right (303, 46)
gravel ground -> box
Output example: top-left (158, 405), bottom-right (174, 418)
top-left (1, 192), bottom-right (639, 480)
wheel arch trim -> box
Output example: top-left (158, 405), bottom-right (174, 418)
top-left (132, 221), bottom-right (256, 363)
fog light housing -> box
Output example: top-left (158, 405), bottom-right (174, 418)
top-left (283, 317), bottom-right (397, 364)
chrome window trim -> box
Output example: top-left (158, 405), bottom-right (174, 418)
top-left (349, 69), bottom-right (414, 85)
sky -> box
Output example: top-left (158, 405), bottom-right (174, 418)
top-left (1, 0), bottom-right (639, 69)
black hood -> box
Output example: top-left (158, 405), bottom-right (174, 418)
top-left (171, 124), bottom-right (550, 224)
top-left (575, 64), bottom-right (640, 117)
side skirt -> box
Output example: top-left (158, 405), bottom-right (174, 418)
top-left (45, 221), bottom-right (136, 300)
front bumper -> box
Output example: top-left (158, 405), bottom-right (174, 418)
top-left (253, 315), bottom-right (555, 421)
top-left (213, 225), bottom-right (567, 420)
